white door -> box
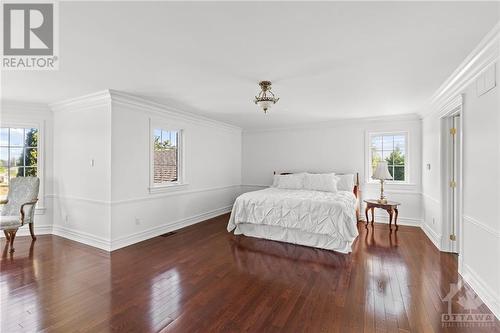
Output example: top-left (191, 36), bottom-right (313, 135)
top-left (450, 114), bottom-right (461, 253)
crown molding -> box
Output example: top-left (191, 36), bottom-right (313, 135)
top-left (436, 94), bottom-right (463, 119)
top-left (49, 90), bottom-right (112, 113)
top-left (420, 21), bottom-right (500, 118)
top-left (48, 89), bottom-right (241, 132)
top-left (243, 113), bottom-right (421, 134)
top-left (108, 90), bottom-right (241, 133)
top-left (1, 100), bottom-right (51, 114)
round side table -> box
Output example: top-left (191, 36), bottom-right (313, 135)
top-left (363, 199), bottom-right (401, 230)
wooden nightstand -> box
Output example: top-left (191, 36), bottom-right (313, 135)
top-left (363, 199), bottom-right (401, 230)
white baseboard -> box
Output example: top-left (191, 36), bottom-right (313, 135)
top-left (420, 222), bottom-right (442, 250)
top-left (110, 205), bottom-right (233, 251)
top-left (460, 263), bottom-right (500, 320)
top-left (13, 206), bottom-right (232, 252)
top-left (0, 225), bottom-right (52, 238)
top-left (52, 225), bottom-right (111, 251)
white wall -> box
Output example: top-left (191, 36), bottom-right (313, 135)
top-left (47, 90), bottom-right (242, 250)
top-left (421, 114), bottom-right (443, 247)
top-left (51, 95), bottom-right (112, 248)
top-left (0, 102), bottom-right (54, 236)
top-left (242, 116), bottom-right (423, 225)
top-left (421, 34), bottom-right (500, 317)
top-left (109, 93), bottom-right (242, 249)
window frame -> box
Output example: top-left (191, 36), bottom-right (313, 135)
top-left (365, 131), bottom-right (410, 184)
top-left (149, 119), bottom-right (186, 193)
top-left (0, 121), bottom-right (45, 213)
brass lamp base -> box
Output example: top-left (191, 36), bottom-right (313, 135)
top-left (378, 179), bottom-right (388, 204)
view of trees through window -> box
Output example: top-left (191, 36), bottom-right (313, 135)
top-left (153, 129), bottom-right (179, 183)
top-left (0, 127), bottom-right (39, 198)
top-left (370, 134), bottom-right (406, 181)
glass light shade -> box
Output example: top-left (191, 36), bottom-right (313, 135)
top-left (257, 100), bottom-right (272, 111)
top-left (372, 161), bottom-right (393, 180)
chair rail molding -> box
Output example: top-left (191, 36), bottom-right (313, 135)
top-left (47, 184), bottom-right (241, 206)
top-left (422, 192), bottom-right (440, 205)
top-left (463, 215), bottom-right (500, 239)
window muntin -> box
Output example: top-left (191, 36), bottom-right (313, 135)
top-left (0, 127), bottom-right (39, 199)
top-left (369, 133), bottom-right (407, 182)
top-left (153, 129), bottom-right (180, 185)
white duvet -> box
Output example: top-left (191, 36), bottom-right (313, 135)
top-left (227, 188), bottom-right (359, 253)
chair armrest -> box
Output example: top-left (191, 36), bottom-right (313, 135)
top-left (0, 199), bottom-right (8, 205)
top-left (20, 199), bottom-right (38, 225)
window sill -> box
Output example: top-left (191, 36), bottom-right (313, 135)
top-left (363, 181), bottom-right (420, 194)
top-left (149, 183), bottom-right (189, 194)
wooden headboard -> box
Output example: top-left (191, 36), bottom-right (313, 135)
top-left (273, 171), bottom-right (361, 221)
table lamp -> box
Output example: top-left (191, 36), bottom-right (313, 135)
top-left (372, 161), bottom-right (393, 204)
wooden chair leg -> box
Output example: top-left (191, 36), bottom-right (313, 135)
top-left (7, 229), bottom-right (17, 253)
top-left (29, 223), bottom-right (36, 241)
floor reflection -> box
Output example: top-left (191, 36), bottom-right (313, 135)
top-left (363, 223), bottom-right (399, 249)
top-left (149, 268), bottom-right (181, 330)
top-left (1, 238), bottom-right (35, 260)
top-left (0, 237), bottom-right (40, 332)
top-left (1, 217), bottom-right (497, 332)
top-left (229, 235), bottom-right (351, 287)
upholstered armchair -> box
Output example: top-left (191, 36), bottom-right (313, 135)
top-left (0, 177), bottom-right (40, 253)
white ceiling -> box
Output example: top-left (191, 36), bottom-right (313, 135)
top-left (2, 1), bottom-right (499, 129)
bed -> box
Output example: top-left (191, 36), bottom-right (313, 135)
top-left (227, 172), bottom-right (360, 253)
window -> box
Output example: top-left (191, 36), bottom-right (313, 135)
top-left (368, 132), bottom-right (408, 182)
top-left (152, 129), bottom-right (182, 186)
top-left (0, 127), bottom-right (39, 200)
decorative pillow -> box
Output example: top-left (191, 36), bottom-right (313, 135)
top-left (303, 173), bottom-right (338, 192)
top-left (275, 173), bottom-right (305, 190)
top-left (271, 174), bottom-right (280, 187)
top-left (335, 174), bottom-right (355, 191)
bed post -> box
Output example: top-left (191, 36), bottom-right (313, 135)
top-left (354, 172), bottom-right (360, 221)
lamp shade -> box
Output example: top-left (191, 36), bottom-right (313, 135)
top-left (372, 161), bottom-right (393, 180)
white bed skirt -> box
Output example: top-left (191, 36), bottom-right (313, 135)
top-left (233, 223), bottom-right (356, 253)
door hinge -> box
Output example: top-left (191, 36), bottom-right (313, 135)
top-left (449, 180), bottom-right (456, 188)
top-left (450, 234), bottom-right (456, 241)
top-left (450, 127), bottom-right (457, 135)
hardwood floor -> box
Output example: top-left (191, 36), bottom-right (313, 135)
top-left (1, 214), bottom-right (498, 332)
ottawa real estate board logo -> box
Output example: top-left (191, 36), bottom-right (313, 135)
top-left (2, 1), bottom-right (59, 70)
top-left (441, 282), bottom-right (495, 328)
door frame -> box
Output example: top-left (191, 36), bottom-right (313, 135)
top-left (439, 95), bottom-right (464, 260)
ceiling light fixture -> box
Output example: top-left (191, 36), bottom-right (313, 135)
top-left (254, 81), bottom-right (279, 114)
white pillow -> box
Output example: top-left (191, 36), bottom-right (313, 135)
top-left (303, 173), bottom-right (338, 192)
top-left (275, 173), bottom-right (305, 190)
top-left (271, 174), bottom-right (280, 187)
top-left (335, 174), bottom-right (355, 192)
